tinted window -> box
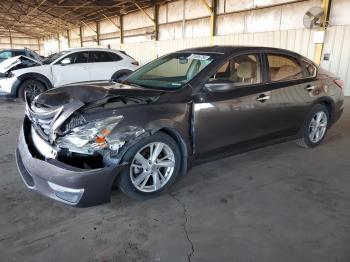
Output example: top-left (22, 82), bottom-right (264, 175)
top-left (13, 51), bottom-right (26, 56)
top-left (0, 51), bottom-right (12, 59)
top-left (60, 52), bottom-right (89, 64)
top-left (209, 54), bottom-right (262, 86)
top-left (268, 54), bottom-right (303, 82)
top-left (90, 51), bottom-right (118, 62)
top-left (109, 52), bottom-right (122, 61)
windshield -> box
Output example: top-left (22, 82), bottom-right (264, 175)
top-left (42, 51), bottom-right (70, 64)
top-left (124, 53), bottom-right (214, 90)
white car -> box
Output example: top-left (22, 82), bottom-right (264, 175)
top-left (0, 48), bottom-right (139, 100)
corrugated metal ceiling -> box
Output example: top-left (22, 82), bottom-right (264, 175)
top-left (0, 0), bottom-right (172, 38)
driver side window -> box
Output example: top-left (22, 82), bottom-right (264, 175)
top-left (59, 52), bottom-right (89, 64)
top-left (209, 54), bottom-right (262, 87)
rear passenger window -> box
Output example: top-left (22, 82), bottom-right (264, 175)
top-left (304, 62), bottom-right (316, 77)
top-left (90, 51), bottom-right (117, 62)
top-left (109, 52), bottom-right (122, 61)
top-left (267, 55), bottom-right (303, 82)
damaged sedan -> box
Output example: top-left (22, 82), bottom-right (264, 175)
top-left (16, 46), bottom-right (344, 207)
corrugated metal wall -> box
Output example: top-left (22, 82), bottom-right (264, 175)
top-left (321, 25), bottom-right (350, 96)
top-left (116, 26), bottom-right (350, 95)
top-left (39, 0), bottom-right (350, 95)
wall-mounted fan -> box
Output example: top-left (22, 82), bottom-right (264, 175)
top-left (303, 7), bottom-right (324, 29)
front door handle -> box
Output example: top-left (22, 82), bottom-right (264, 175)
top-left (256, 94), bottom-right (271, 103)
top-left (305, 85), bottom-right (315, 92)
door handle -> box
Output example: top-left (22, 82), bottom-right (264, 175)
top-left (256, 94), bottom-right (271, 103)
top-left (305, 85), bottom-right (315, 92)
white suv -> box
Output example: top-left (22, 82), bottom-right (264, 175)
top-left (0, 48), bottom-right (139, 100)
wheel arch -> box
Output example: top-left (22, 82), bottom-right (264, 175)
top-left (16, 73), bottom-right (53, 96)
top-left (313, 97), bottom-right (335, 124)
top-left (157, 127), bottom-right (188, 176)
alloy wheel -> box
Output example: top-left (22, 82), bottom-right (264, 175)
top-left (130, 142), bottom-right (175, 193)
top-left (25, 83), bottom-right (42, 101)
top-left (308, 111), bottom-right (328, 143)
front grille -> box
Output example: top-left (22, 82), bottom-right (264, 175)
top-left (26, 101), bottom-right (63, 141)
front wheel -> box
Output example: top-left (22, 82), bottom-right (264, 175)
top-left (296, 104), bottom-right (329, 148)
top-left (118, 132), bottom-right (181, 200)
top-left (18, 80), bottom-right (46, 102)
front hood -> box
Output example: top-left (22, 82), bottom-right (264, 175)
top-left (0, 55), bottom-right (42, 73)
top-left (34, 81), bottom-right (165, 107)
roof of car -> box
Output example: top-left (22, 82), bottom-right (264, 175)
top-left (178, 45), bottom-right (300, 56)
top-left (0, 49), bottom-right (27, 52)
top-left (64, 47), bottom-right (122, 53)
top-left (177, 45), bottom-right (315, 65)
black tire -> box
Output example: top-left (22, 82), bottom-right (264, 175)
top-left (111, 70), bottom-right (132, 82)
top-left (296, 104), bottom-right (330, 148)
top-left (118, 132), bottom-right (181, 200)
top-left (18, 80), bottom-right (46, 102)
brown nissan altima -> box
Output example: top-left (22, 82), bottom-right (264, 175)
top-left (16, 46), bottom-right (344, 206)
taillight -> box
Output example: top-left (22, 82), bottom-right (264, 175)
top-left (132, 61), bottom-right (139, 66)
top-left (334, 79), bottom-right (344, 89)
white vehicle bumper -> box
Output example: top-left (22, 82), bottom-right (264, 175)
top-left (0, 76), bottom-right (20, 97)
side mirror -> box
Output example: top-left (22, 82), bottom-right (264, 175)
top-left (204, 81), bottom-right (236, 92)
top-left (61, 58), bottom-right (71, 65)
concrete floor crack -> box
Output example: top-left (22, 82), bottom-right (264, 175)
top-left (170, 193), bottom-right (194, 262)
top-left (0, 131), bottom-right (10, 137)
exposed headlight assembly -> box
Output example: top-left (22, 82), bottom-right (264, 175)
top-left (56, 116), bottom-right (124, 154)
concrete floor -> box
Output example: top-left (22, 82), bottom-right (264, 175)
top-left (0, 99), bottom-right (350, 262)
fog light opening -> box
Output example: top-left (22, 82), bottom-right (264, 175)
top-left (48, 181), bottom-right (84, 204)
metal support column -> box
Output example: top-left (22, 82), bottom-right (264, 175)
top-left (67, 30), bottom-right (70, 48)
top-left (57, 33), bottom-right (60, 51)
top-left (9, 29), bottom-right (13, 48)
top-left (120, 16), bottom-right (124, 44)
top-left (96, 21), bottom-right (100, 46)
top-left (200, 0), bottom-right (217, 45)
top-left (314, 0), bottom-right (332, 65)
top-left (79, 26), bottom-right (83, 47)
top-left (154, 5), bottom-right (159, 41)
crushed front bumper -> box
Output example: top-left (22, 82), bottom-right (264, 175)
top-left (16, 122), bottom-right (128, 207)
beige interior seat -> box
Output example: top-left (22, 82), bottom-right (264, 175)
top-left (236, 62), bottom-right (256, 85)
top-left (272, 65), bottom-right (301, 81)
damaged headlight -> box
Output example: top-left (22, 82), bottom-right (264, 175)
top-left (56, 116), bottom-right (124, 154)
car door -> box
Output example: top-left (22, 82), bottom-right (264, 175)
top-left (262, 53), bottom-right (318, 138)
top-left (50, 51), bottom-right (90, 86)
top-left (89, 51), bottom-right (123, 81)
top-left (193, 52), bottom-right (275, 159)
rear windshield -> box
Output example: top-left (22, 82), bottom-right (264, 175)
top-left (124, 53), bottom-right (214, 90)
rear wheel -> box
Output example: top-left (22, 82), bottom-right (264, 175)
top-left (18, 80), bottom-right (46, 102)
top-left (296, 104), bottom-right (329, 148)
top-left (118, 132), bottom-right (181, 200)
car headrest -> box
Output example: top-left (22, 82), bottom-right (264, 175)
top-left (237, 62), bottom-right (254, 79)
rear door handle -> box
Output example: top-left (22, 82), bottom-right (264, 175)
top-left (256, 94), bottom-right (271, 103)
top-left (305, 85), bottom-right (315, 92)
